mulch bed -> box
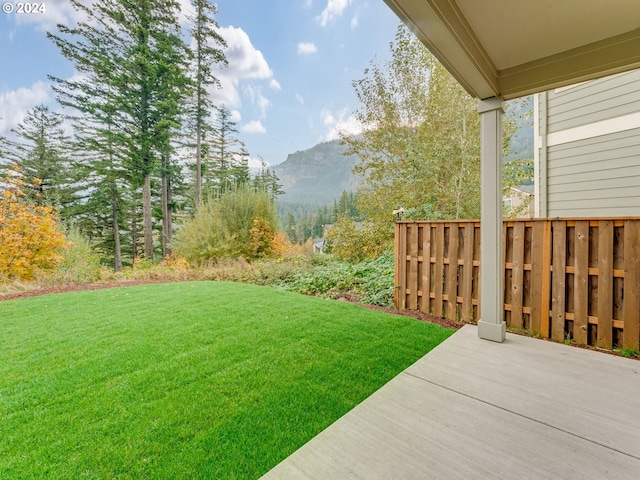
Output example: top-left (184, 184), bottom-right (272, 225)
top-left (0, 280), bottom-right (168, 302)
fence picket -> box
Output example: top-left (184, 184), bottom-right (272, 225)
top-left (551, 221), bottom-right (567, 342)
top-left (573, 221), bottom-right (589, 344)
top-left (511, 222), bottom-right (525, 329)
top-left (408, 224), bottom-right (418, 310)
top-left (623, 220), bottom-right (640, 350)
top-left (447, 223), bottom-right (459, 320)
top-left (434, 224), bottom-right (445, 318)
top-left (461, 223), bottom-right (474, 322)
top-left (597, 221), bottom-right (614, 349)
top-left (420, 226), bottom-right (432, 314)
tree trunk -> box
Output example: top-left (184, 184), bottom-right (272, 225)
top-left (161, 157), bottom-right (171, 258)
top-left (195, 123), bottom-right (202, 207)
top-left (111, 182), bottom-right (122, 272)
top-left (143, 173), bottom-right (153, 260)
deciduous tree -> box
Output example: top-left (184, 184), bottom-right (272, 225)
top-left (0, 165), bottom-right (67, 280)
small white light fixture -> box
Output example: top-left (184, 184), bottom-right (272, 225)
top-left (392, 207), bottom-right (405, 220)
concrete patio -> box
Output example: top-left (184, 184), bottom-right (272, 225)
top-left (262, 325), bottom-right (640, 479)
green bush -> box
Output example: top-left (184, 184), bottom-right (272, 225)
top-left (354, 252), bottom-right (395, 306)
top-left (273, 252), bottom-right (395, 307)
top-left (324, 215), bottom-right (393, 262)
top-left (37, 228), bottom-right (101, 285)
top-left (172, 187), bottom-right (279, 265)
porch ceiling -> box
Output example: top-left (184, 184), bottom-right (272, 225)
top-left (383, 0), bottom-right (640, 99)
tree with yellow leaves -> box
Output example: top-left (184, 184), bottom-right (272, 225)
top-left (0, 165), bottom-right (67, 280)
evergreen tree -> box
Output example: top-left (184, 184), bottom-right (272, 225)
top-left (205, 105), bottom-right (250, 195)
top-left (49, 1), bottom-right (138, 270)
top-left (187, 0), bottom-right (227, 207)
top-left (5, 105), bottom-right (80, 218)
top-left (253, 157), bottom-right (284, 199)
top-left (49, 0), bottom-right (191, 261)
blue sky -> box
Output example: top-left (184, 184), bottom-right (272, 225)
top-left (0, 0), bottom-right (401, 166)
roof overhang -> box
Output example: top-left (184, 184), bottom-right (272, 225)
top-left (383, 0), bottom-right (640, 100)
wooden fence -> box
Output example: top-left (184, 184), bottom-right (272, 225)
top-left (394, 218), bottom-right (640, 351)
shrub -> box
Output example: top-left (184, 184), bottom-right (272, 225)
top-left (172, 187), bottom-right (280, 265)
top-left (324, 215), bottom-right (392, 261)
top-left (274, 252), bottom-right (396, 307)
top-left (44, 227), bottom-right (102, 285)
top-left (0, 165), bottom-right (67, 281)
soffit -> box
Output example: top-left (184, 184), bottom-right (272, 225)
top-left (383, 0), bottom-right (640, 99)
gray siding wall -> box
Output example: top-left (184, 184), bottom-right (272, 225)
top-left (547, 128), bottom-right (640, 217)
top-left (537, 69), bottom-right (640, 217)
top-left (546, 70), bottom-right (640, 133)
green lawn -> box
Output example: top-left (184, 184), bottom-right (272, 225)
top-left (0, 281), bottom-right (454, 479)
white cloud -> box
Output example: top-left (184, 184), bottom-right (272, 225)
top-left (295, 94), bottom-right (305, 105)
top-left (11, 0), bottom-right (83, 31)
top-left (317, 0), bottom-right (352, 27)
top-left (243, 85), bottom-right (271, 118)
top-left (269, 79), bottom-right (282, 91)
top-left (248, 155), bottom-right (267, 170)
top-left (297, 42), bottom-right (318, 55)
top-left (242, 120), bottom-right (266, 134)
top-left (321, 108), bottom-right (336, 125)
top-left (304, 0), bottom-right (314, 8)
top-left (351, 13), bottom-right (360, 29)
top-left (0, 82), bottom-right (51, 134)
top-left (210, 26), bottom-right (274, 108)
top-left (230, 109), bottom-right (242, 123)
top-left (322, 107), bottom-right (363, 141)
top-left (11, 0), bottom-right (193, 31)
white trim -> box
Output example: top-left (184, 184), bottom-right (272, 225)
top-left (554, 81), bottom-right (588, 94)
top-left (533, 93), bottom-right (541, 217)
top-left (546, 111), bottom-right (640, 146)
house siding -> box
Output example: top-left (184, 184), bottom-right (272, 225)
top-left (536, 69), bottom-right (640, 217)
top-left (546, 70), bottom-right (640, 133)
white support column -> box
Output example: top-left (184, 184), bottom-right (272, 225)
top-left (477, 97), bottom-right (506, 342)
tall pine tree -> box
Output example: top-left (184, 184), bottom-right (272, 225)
top-left (5, 104), bottom-right (80, 218)
top-left (187, 0), bottom-right (227, 207)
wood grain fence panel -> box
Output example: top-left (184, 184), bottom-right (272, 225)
top-left (504, 224), bottom-right (513, 327)
top-left (408, 224), bottom-right (419, 310)
top-left (551, 221), bottom-right (567, 342)
top-left (573, 221), bottom-right (589, 345)
top-left (503, 222), bottom-right (509, 325)
top-left (395, 223), bottom-right (406, 310)
top-left (529, 222), bottom-right (544, 334)
top-left (540, 221), bottom-right (553, 338)
top-left (597, 221), bottom-right (614, 349)
top-left (623, 220), bottom-right (640, 350)
top-left (395, 218), bottom-right (640, 352)
top-left (433, 224), bottom-right (445, 318)
top-left (420, 225), bottom-right (432, 314)
top-left (461, 222), bottom-right (475, 322)
top-left (473, 225), bottom-right (481, 321)
top-left (447, 223), bottom-right (459, 320)
top-left (510, 222), bottom-right (525, 329)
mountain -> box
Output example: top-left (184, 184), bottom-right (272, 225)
top-left (505, 95), bottom-right (534, 162)
top-left (272, 98), bottom-right (534, 208)
top-left (273, 140), bottom-right (361, 206)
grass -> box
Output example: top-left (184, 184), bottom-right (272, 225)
top-left (0, 281), bottom-right (454, 479)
